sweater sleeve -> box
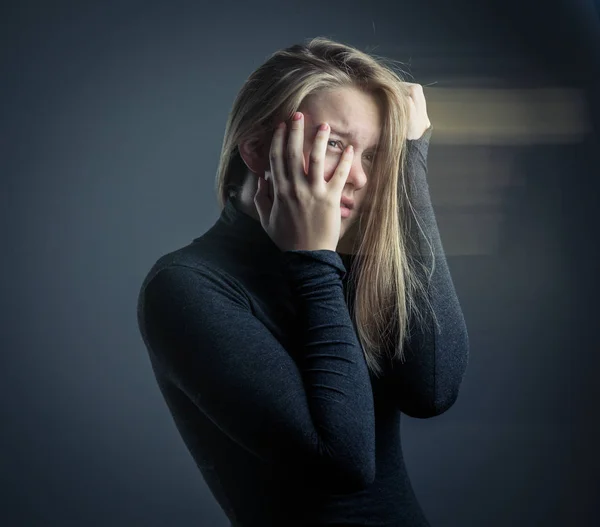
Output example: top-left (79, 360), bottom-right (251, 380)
top-left (137, 250), bottom-right (375, 491)
top-left (382, 126), bottom-right (469, 418)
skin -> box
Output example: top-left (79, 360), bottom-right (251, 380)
top-left (237, 86), bottom-right (383, 244)
top-left (237, 83), bottom-right (431, 251)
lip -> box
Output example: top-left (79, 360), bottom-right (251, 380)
top-left (340, 197), bottom-right (355, 209)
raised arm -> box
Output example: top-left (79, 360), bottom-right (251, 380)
top-left (382, 110), bottom-right (469, 418)
top-left (137, 249), bottom-right (375, 491)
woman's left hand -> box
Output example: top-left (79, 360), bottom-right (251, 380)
top-left (405, 83), bottom-right (431, 140)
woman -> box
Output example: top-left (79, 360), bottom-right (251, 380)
top-left (137, 37), bottom-right (469, 527)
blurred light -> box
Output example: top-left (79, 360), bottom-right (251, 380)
top-left (428, 87), bottom-right (591, 145)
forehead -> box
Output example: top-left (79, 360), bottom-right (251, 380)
top-left (299, 87), bottom-right (382, 147)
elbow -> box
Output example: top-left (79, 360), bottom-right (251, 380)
top-left (320, 426), bottom-right (376, 491)
top-left (402, 387), bottom-right (462, 419)
top-left (409, 340), bottom-right (469, 419)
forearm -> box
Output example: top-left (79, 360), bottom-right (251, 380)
top-left (385, 128), bottom-right (469, 418)
top-left (281, 249), bottom-right (376, 485)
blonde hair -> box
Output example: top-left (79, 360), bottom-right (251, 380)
top-left (215, 36), bottom-right (435, 378)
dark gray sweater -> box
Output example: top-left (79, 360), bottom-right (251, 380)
top-left (136, 127), bottom-right (469, 526)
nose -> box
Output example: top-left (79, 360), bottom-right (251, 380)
top-left (345, 156), bottom-right (368, 191)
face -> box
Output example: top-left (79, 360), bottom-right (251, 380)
top-left (296, 86), bottom-right (382, 239)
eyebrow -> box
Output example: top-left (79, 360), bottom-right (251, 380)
top-left (328, 127), bottom-right (378, 151)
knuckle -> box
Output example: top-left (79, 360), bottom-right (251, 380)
top-left (279, 186), bottom-right (297, 202)
top-left (274, 187), bottom-right (287, 200)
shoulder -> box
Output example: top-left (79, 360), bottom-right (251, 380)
top-left (138, 244), bottom-right (250, 316)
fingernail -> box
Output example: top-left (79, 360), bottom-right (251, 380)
top-left (293, 112), bottom-right (303, 121)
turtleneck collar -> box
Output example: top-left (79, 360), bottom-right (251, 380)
top-left (214, 194), bottom-right (281, 253)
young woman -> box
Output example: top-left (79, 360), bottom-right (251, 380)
top-left (137, 37), bottom-right (469, 527)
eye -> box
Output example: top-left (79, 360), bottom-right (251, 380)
top-left (328, 139), bottom-right (374, 163)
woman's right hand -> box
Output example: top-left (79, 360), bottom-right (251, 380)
top-left (254, 112), bottom-right (354, 253)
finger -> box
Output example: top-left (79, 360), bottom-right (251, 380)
top-left (406, 83), bottom-right (425, 105)
top-left (306, 122), bottom-right (330, 187)
top-left (327, 145), bottom-right (354, 194)
top-left (407, 96), bottom-right (417, 118)
top-left (287, 112), bottom-right (306, 187)
top-left (254, 176), bottom-right (272, 228)
top-left (269, 122), bottom-right (288, 197)
top-left (403, 81), bottom-right (422, 91)
top-left (267, 172), bottom-right (274, 201)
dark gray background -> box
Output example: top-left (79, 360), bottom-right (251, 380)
top-left (2, 0), bottom-right (599, 525)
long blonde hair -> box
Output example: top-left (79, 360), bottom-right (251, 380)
top-left (215, 36), bottom-right (434, 378)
